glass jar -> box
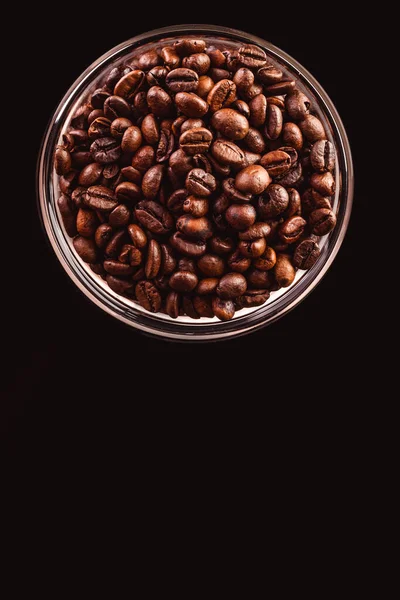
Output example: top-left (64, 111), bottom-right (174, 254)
top-left (37, 24), bottom-right (353, 341)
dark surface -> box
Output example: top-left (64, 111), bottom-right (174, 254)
top-left (7, 8), bottom-right (367, 429)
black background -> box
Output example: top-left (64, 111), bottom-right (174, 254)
top-left (6, 6), bottom-right (367, 438)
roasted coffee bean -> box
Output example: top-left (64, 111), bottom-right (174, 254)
top-left (88, 117), bottom-right (111, 140)
top-left (104, 229), bottom-right (126, 258)
top-left (260, 150), bottom-right (291, 177)
top-left (183, 196), bottom-right (209, 217)
top-left (132, 91), bottom-right (150, 119)
top-left (120, 166), bottom-right (142, 184)
top-left (283, 188), bottom-right (302, 218)
top-left (178, 258), bottom-right (197, 273)
top-left (85, 186), bottom-right (118, 211)
top-left (57, 194), bottom-right (77, 236)
top-left (285, 90), bottom-right (311, 121)
top-left (110, 117), bottom-right (133, 140)
top-left (207, 79), bottom-right (236, 112)
top-left (142, 164), bottom-right (165, 199)
top-left (73, 236), bottom-right (97, 263)
top-left (181, 295), bottom-right (199, 319)
top-left (70, 104), bottom-right (91, 129)
top-left (132, 267), bottom-right (146, 281)
top-left (55, 147), bottom-right (71, 175)
top-left (257, 65), bottom-right (283, 84)
top-left (299, 115), bottom-right (326, 142)
top-left (253, 247), bottom-right (277, 271)
top-left (104, 95), bottom-right (131, 120)
top-left (76, 208), bottom-right (97, 237)
top-left (213, 194), bottom-right (230, 215)
top-left (59, 170), bottom-right (78, 195)
top-left (135, 200), bottom-right (173, 235)
top-left (179, 127), bottom-right (213, 155)
top-left (293, 238), bottom-right (321, 269)
top-left (192, 296), bottom-right (214, 317)
top-left (160, 46), bottom-right (181, 68)
top-left (235, 288), bottom-right (270, 308)
top-left (135, 281), bottom-right (162, 312)
top-left (208, 68), bottom-right (231, 82)
top-left (279, 216), bottom-right (306, 244)
top-left (258, 184), bottom-right (289, 219)
top-left (115, 181), bottom-right (141, 204)
top-left (78, 163), bottom-right (103, 186)
top-left (121, 126), bottom-right (142, 153)
top-left (127, 224), bottom-right (147, 249)
top-left (211, 139), bottom-right (245, 166)
top-left (132, 145), bottom-right (155, 172)
top-left (282, 122), bottom-right (304, 151)
top-left (176, 215), bottom-right (213, 241)
top-left (175, 92), bottom-right (208, 118)
top-left (118, 244), bottom-right (142, 266)
top-left (169, 148), bottom-right (194, 176)
top-left (137, 49), bottom-right (161, 71)
top-left (103, 163), bottom-right (119, 180)
top-left (310, 140), bottom-right (335, 172)
top-left (180, 53), bottom-right (210, 76)
top-left (145, 239), bottom-right (162, 279)
top-left (146, 66), bottom-right (169, 87)
top-left (310, 171), bottom-right (335, 196)
top-left (274, 253), bottom-right (296, 287)
top-left (235, 165), bottom-right (271, 194)
top-left (209, 236), bottom-right (235, 255)
top-left (114, 69), bottom-right (145, 100)
top-left (239, 222), bottom-right (271, 240)
top-left (217, 273), bottom-right (247, 299)
top-left (233, 68), bottom-right (254, 92)
top-left (186, 168), bottom-right (216, 196)
top-left (166, 291), bottom-right (180, 318)
top-left (170, 232), bottom-right (207, 257)
top-left (309, 208), bottom-right (337, 235)
top-left (91, 88), bottom-right (110, 108)
top-left (211, 108), bottom-right (249, 140)
top-left (104, 65), bottom-right (132, 90)
top-left (197, 254), bottom-right (225, 277)
top-left (265, 104), bottom-right (283, 140)
top-left (238, 44), bottom-right (267, 68)
top-left (227, 249), bottom-right (251, 273)
top-left (166, 188), bottom-right (187, 214)
top-left (174, 39), bottom-right (206, 56)
top-left (207, 47), bottom-right (226, 67)
top-left (71, 187), bottom-right (87, 209)
top-left (222, 178), bottom-right (252, 202)
top-left (106, 274), bottom-right (134, 296)
top-left (244, 127), bottom-right (266, 154)
top-left (90, 137), bottom-right (121, 164)
top-left (268, 96), bottom-right (285, 110)
top-left (265, 80), bottom-right (296, 96)
top-left (103, 260), bottom-right (134, 276)
top-left (246, 268), bottom-right (272, 288)
top-left (275, 161), bottom-right (303, 187)
top-left (249, 94), bottom-right (267, 128)
top-left (226, 204), bottom-right (256, 230)
top-left (212, 297), bottom-right (235, 321)
top-left (238, 237), bottom-right (266, 258)
top-left (141, 114), bottom-right (160, 146)
top-left (196, 278), bottom-right (219, 295)
top-left (197, 76), bottom-right (214, 98)
top-left (69, 128), bottom-right (89, 146)
top-left (71, 151), bottom-right (92, 169)
top-left (278, 146), bottom-right (298, 167)
top-left (166, 68), bottom-right (199, 92)
top-left (231, 99), bottom-right (250, 119)
top-left (169, 271), bottom-right (198, 292)
top-left (95, 223), bottom-right (113, 248)
top-left (147, 86), bottom-right (174, 117)
top-left (154, 128), bottom-right (173, 163)
top-left (108, 204), bottom-right (130, 228)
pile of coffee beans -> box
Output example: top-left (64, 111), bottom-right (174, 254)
top-left (55, 37), bottom-right (337, 321)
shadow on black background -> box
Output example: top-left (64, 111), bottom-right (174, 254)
top-left (4, 6), bottom-right (368, 450)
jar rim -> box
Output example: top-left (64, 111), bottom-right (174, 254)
top-left (37, 24), bottom-right (354, 341)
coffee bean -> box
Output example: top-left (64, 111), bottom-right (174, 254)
top-left (235, 165), bottom-right (271, 194)
top-left (265, 80), bottom-right (296, 96)
top-left (235, 288), bottom-right (270, 308)
top-left (77, 163), bottom-right (101, 187)
top-left (175, 92), bottom-right (208, 118)
top-left (128, 224), bottom-right (147, 249)
top-left (197, 254), bottom-right (225, 277)
top-left (135, 280), bottom-right (161, 312)
top-left (293, 238), bottom-right (321, 269)
top-left (73, 236), bottom-right (97, 263)
top-left (104, 95), bottom-right (131, 121)
top-left (132, 91), bottom-right (150, 119)
top-left (106, 274), bottom-right (134, 296)
top-left (259, 150), bottom-right (290, 177)
top-left (145, 239), bottom-right (161, 279)
top-left (147, 86), bottom-right (174, 117)
top-left (265, 104), bottom-right (283, 140)
top-left (178, 258), bottom-right (197, 273)
top-left (209, 236), bottom-right (235, 255)
top-left (104, 229), bottom-right (126, 258)
top-left (239, 222), bottom-right (271, 240)
top-left (192, 296), bottom-right (213, 317)
top-left (299, 115), bottom-right (326, 142)
top-left (176, 215), bottom-right (213, 241)
top-left (244, 127), bottom-right (266, 154)
top-left (231, 99), bottom-right (250, 119)
top-left (196, 278), bottom-right (219, 295)
top-left (179, 127), bottom-right (213, 155)
top-left (310, 171), bottom-right (335, 196)
top-left (85, 186), bottom-right (118, 211)
top-left (76, 207), bottom-right (97, 237)
top-left (55, 147), bottom-right (72, 175)
top-left (166, 188), bottom-right (187, 214)
top-left (243, 83), bottom-right (263, 101)
top-left (274, 253), bottom-right (296, 287)
top-left (207, 47), bottom-right (226, 67)
top-left (211, 139), bottom-right (245, 166)
top-left (57, 194), bottom-right (77, 237)
top-left (142, 164), bottom-right (165, 199)
top-left (166, 68), bottom-right (199, 92)
top-left (226, 204), bottom-right (256, 230)
top-left (170, 232), bottom-right (206, 257)
top-left (238, 44), bottom-right (267, 68)
top-left (147, 65), bottom-right (169, 87)
top-left (283, 188), bottom-right (302, 218)
top-left (104, 64), bottom-right (131, 90)
top-left (249, 94), bottom-right (267, 128)
top-left (183, 196), bottom-right (209, 217)
top-left (310, 140), bottom-right (335, 172)
top-left (285, 90), bottom-right (311, 120)
top-left (275, 161), bottom-right (303, 187)
top-left (197, 76), bottom-right (214, 98)
top-left (216, 272), bottom-right (247, 299)
top-left (253, 246), bottom-right (277, 270)
top-left (208, 68), bottom-right (231, 82)
top-left (212, 297), bottom-right (235, 320)
top-left (279, 216), bottom-right (306, 244)
top-left (160, 46), bottom-right (181, 68)
top-left (114, 69), bottom-right (145, 100)
top-left (135, 200), bottom-right (173, 235)
top-left (59, 170), bottom-right (78, 195)
top-left (211, 108), bottom-right (249, 140)
top-left (186, 168), bottom-right (216, 196)
top-left (233, 68), bottom-right (254, 92)
top-left (258, 184), bottom-right (289, 219)
top-left (309, 208), bottom-right (337, 235)
top-left (109, 117), bottom-right (132, 141)
top-left (71, 151), bottom-right (92, 169)
top-left (182, 53), bottom-right (210, 75)
top-left (169, 271), bottom-right (198, 292)
top-left (109, 204), bottom-right (130, 227)
top-left (207, 79), bottom-right (236, 112)
top-left (115, 181), bottom-right (141, 204)
top-left (103, 260), bottom-right (133, 276)
top-left (166, 291), bottom-right (180, 318)
top-left (95, 223), bottom-right (113, 248)
top-left (121, 126), bottom-right (142, 153)
top-left (257, 65), bottom-right (283, 84)
top-left (238, 237), bottom-right (266, 258)
top-left (174, 39), bottom-right (206, 56)
top-left (71, 187), bottom-right (87, 209)
top-left (119, 244), bottom-right (142, 267)
top-left (137, 49), bottom-right (161, 71)
top-left (227, 249), bottom-right (251, 273)
top-left (247, 268), bottom-right (272, 288)
top-left (90, 137), bottom-right (121, 164)
top-left (132, 145), bottom-right (155, 172)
